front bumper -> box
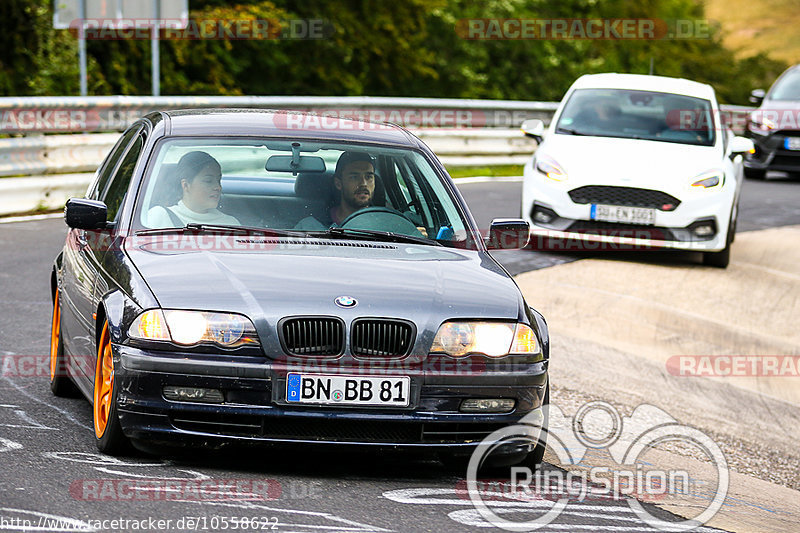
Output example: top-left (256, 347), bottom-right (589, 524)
top-left (114, 345), bottom-right (547, 455)
top-left (521, 163), bottom-right (733, 252)
top-left (745, 130), bottom-right (800, 172)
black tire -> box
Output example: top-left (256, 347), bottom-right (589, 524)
top-left (49, 292), bottom-right (80, 397)
top-left (94, 321), bottom-right (131, 455)
top-left (702, 217), bottom-right (734, 269)
top-left (744, 167), bottom-right (766, 180)
top-left (520, 381), bottom-right (549, 470)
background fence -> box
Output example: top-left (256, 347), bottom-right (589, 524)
top-left (0, 96), bottom-right (752, 216)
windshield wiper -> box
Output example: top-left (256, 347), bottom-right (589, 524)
top-left (135, 223), bottom-right (305, 238)
top-left (556, 127), bottom-right (588, 136)
top-left (307, 227), bottom-right (442, 247)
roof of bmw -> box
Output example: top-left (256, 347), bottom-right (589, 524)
top-left (158, 109), bottom-right (418, 146)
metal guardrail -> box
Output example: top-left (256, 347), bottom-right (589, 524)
top-left (0, 133), bottom-right (119, 177)
top-left (0, 96), bottom-right (559, 134)
top-left (0, 128), bottom-right (537, 216)
top-left (0, 96), bottom-right (754, 217)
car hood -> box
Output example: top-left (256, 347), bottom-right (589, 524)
top-left (539, 135), bottom-right (721, 191)
top-left (124, 236), bottom-right (523, 355)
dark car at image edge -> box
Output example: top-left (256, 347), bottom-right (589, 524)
top-left (744, 63), bottom-right (800, 179)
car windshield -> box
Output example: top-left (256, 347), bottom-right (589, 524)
top-left (769, 69), bottom-right (800, 100)
top-left (555, 88), bottom-right (716, 146)
top-left (132, 138), bottom-right (473, 248)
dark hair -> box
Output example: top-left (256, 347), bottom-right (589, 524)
top-left (334, 151), bottom-right (373, 177)
top-left (175, 151), bottom-right (220, 196)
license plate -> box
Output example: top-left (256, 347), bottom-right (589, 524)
top-left (286, 373), bottom-right (410, 407)
top-left (784, 137), bottom-right (800, 150)
top-left (591, 204), bottom-right (656, 225)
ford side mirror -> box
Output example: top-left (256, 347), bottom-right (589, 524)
top-left (64, 198), bottom-right (109, 230)
top-left (485, 218), bottom-right (530, 250)
top-left (729, 136), bottom-right (754, 156)
top-left (520, 119), bottom-right (545, 144)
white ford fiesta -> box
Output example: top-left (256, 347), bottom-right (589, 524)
top-left (520, 73), bottom-right (755, 268)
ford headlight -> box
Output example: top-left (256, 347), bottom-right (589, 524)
top-left (535, 155), bottom-right (567, 181)
top-left (690, 170), bottom-right (723, 189)
top-left (430, 322), bottom-right (540, 358)
top-left (128, 309), bottom-right (259, 348)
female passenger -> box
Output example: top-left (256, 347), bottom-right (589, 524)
top-left (147, 151), bottom-right (240, 227)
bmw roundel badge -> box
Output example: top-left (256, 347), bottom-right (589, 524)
top-left (335, 296), bottom-right (357, 308)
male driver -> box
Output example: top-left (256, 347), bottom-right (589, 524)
top-left (295, 151), bottom-right (376, 229)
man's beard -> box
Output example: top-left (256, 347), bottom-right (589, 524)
top-left (346, 189), bottom-right (371, 208)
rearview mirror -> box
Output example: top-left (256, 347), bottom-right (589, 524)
top-left (749, 89), bottom-right (765, 105)
top-left (64, 198), bottom-right (109, 230)
top-left (520, 119), bottom-right (545, 143)
top-left (730, 136), bottom-right (754, 155)
top-left (485, 218), bottom-right (530, 250)
top-left (266, 155), bottom-right (326, 174)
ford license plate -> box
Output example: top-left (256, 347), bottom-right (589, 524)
top-left (591, 204), bottom-right (656, 225)
top-left (286, 373), bottom-right (410, 406)
top-left (784, 137), bottom-right (800, 150)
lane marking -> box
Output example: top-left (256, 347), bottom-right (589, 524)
top-left (173, 499), bottom-right (391, 532)
top-left (0, 507), bottom-right (94, 532)
top-left (0, 213), bottom-right (62, 224)
top-left (0, 376), bottom-right (92, 431)
top-left (0, 437), bottom-right (23, 452)
top-left (383, 487), bottom-right (635, 511)
top-left (93, 466), bottom-right (210, 480)
top-left (42, 451), bottom-right (161, 467)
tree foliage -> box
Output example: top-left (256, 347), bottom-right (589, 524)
top-left (0, 0), bottom-right (788, 104)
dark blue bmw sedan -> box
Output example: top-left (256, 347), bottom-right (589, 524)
top-left (49, 109), bottom-right (549, 468)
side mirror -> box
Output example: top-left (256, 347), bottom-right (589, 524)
top-left (520, 119), bottom-right (545, 143)
top-left (485, 218), bottom-right (530, 250)
top-left (749, 89), bottom-right (765, 105)
top-left (64, 198), bottom-right (109, 230)
top-left (729, 136), bottom-right (755, 156)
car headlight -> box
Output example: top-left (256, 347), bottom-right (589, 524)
top-left (430, 322), bottom-right (540, 358)
top-left (535, 155), bottom-right (567, 181)
top-left (128, 309), bottom-right (259, 348)
top-left (690, 170), bottom-right (723, 189)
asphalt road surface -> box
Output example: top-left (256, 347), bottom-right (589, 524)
top-left (1, 175), bottom-right (798, 532)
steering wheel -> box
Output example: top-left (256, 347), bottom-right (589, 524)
top-left (340, 206), bottom-right (423, 236)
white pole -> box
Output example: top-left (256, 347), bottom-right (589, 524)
top-left (151, 0), bottom-right (160, 96)
top-left (78, 0), bottom-right (87, 96)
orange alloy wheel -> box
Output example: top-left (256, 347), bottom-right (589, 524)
top-left (50, 291), bottom-right (61, 381)
top-left (93, 322), bottom-right (114, 438)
